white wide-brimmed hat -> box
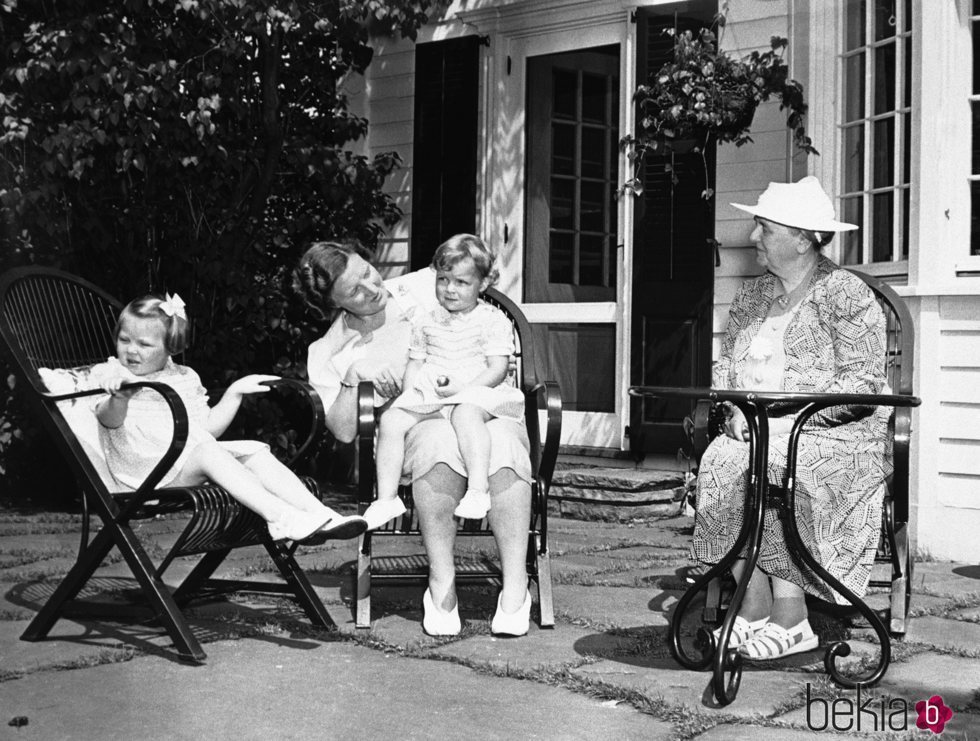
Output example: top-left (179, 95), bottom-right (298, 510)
top-left (731, 176), bottom-right (858, 232)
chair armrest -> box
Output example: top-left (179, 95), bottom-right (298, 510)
top-left (527, 381), bottom-right (562, 493)
top-left (356, 381), bottom-right (377, 505)
top-left (257, 378), bottom-right (325, 468)
top-left (102, 381), bottom-right (190, 519)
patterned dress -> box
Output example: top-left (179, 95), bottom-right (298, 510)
top-left (98, 359), bottom-right (267, 490)
top-left (692, 256), bottom-right (890, 602)
top-left (391, 301), bottom-right (525, 421)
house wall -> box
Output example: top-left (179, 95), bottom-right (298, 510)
top-left (347, 34), bottom-right (417, 276)
top-left (349, 0), bottom-right (980, 561)
top-left (709, 0), bottom-right (795, 359)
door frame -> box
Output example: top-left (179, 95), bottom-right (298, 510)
top-left (479, 12), bottom-right (637, 449)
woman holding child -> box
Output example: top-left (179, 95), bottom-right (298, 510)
top-left (292, 234), bottom-right (534, 637)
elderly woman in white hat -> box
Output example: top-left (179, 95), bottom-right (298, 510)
top-left (692, 176), bottom-right (889, 660)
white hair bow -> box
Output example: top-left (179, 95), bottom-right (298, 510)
top-left (159, 293), bottom-right (187, 320)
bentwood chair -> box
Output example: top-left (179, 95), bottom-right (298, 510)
top-left (352, 287), bottom-right (561, 629)
top-left (0, 266), bottom-right (337, 662)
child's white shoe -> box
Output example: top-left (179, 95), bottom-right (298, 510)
top-left (453, 489), bottom-right (491, 520)
top-left (362, 497), bottom-right (408, 530)
top-left (267, 508), bottom-right (331, 543)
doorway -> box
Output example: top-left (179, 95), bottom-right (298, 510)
top-left (524, 44), bottom-right (621, 446)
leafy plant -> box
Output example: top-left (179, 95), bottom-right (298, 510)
top-left (621, 12), bottom-right (816, 199)
top-left (0, 0), bottom-right (445, 504)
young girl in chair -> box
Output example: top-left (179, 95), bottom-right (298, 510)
top-left (94, 293), bottom-right (367, 544)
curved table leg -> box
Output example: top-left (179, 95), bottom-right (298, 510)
top-left (669, 403), bottom-right (771, 706)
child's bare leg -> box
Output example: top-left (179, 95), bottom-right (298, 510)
top-left (243, 449), bottom-right (326, 512)
top-left (241, 450), bottom-right (366, 538)
top-left (450, 404), bottom-right (493, 519)
top-left (365, 408), bottom-right (433, 529)
top-left (173, 441), bottom-right (290, 522)
top-left (173, 442), bottom-right (359, 542)
top-left (376, 408), bottom-right (426, 501)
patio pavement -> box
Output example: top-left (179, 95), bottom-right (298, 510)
top-left (2, 503), bottom-right (980, 740)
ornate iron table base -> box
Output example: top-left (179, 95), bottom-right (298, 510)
top-left (629, 386), bottom-right (920, 706)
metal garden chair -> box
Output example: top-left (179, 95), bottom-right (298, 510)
top-left (352, 286), bottom-right (561, 629)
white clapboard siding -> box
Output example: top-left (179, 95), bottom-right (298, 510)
top-left (710, 4), bottom-right (793, 362)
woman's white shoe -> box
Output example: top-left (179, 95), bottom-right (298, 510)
top-left (490, 589), bottom-right (531, 637)
top-left (422, 588), bottom-right (461, 637)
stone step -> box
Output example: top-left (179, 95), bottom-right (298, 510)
top-left (548, 466), bottom-right (689, 522)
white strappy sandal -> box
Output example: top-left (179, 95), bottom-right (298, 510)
top-left (738, 619), bottom-right (819, 660)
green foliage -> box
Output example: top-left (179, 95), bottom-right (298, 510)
top-left (0, 0), bottom-right (444, 503)
top-left (621, 13), bottom-right (816, 200)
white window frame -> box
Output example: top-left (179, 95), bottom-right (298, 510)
top-left (835, 0), bottom-right (913, 273)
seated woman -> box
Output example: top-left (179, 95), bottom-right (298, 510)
top-left (292, 239), bottom-right (534, 638)
top-left (693, 176), bottom-right (889, 660)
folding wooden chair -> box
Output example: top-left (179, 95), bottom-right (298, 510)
top-left (0, 266), bottom-right (337, 662)
top-left (695, 269), bottom-right (915, 635)
top-left (353, 287), bottom-right (561, 629)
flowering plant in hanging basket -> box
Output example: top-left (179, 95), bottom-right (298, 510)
top-left (621, 19), bottom-right (817, 199)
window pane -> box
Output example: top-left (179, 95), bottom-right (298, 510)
top-left (578, 234), bottom-right (605, 285)
top-left (904, 34), bottom-right (912, 107)
top-left (843, 125), bottom-right (865, 193)
top-left (553, 69), bottom-right (576, 119)
top-left (903, 0), bottom-right (910, 32)
top-left (975, 21), bottom-right (980, 95)
top-left (581, 73), bottom-right (606, 123)
top-left (550, 177), bottom-right (574, 230)
top-left (549, 231), bottom-right (574, 283)
top-left (841, 196), bottom-right (864, 264)
top-left (580, 180), bottom-right (605, 233)
top-left (581, 127), bottom-right (605, 179)
top-left (874, 42), bottom-right (896, 115)
top-left (552, 123), bottom-right (575, 176)
top-left (973, 102), bottom-right (980, 174)
top-left (902, 112), bottom-right (910, 184)
top-left (844, 54), bottom-right (865, 122)
top-left (608, 183), bottom-right (618, 235)
top-left (872, 192), bottom-right (893, 261)
top-left (972, 182), bottom-right (980, 255)
top-left (844, 0), bottom-right (866, 52)
top-left (902, 187), bottom-right (909, 259)
top-left (874, 0), bottom-right (897, 42)
top-left (873, 117), bottom-right (894, 188)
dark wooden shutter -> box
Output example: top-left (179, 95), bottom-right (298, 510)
top-left (628, 7), bottom-right (717, 454)
top-left (410, 36), bottom-right (480, 270)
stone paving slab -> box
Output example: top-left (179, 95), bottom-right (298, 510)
top-left (428, 623), bottom-right (625, 672)
top-left (2, 639), bottom-right (674, 741)
top-left (911, 562), bottom-right (980, 598)
top-left (571, 658), bottom-right (813, 719)
top-left (554, 585), bottom-right (676, 629)
top-left (904, 615), bottom-right (980, 654)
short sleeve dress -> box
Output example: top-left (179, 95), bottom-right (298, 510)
top-left (391, 302), bottom-right (525, 421)
top-left (97, 359), bottom-right (267, 491)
